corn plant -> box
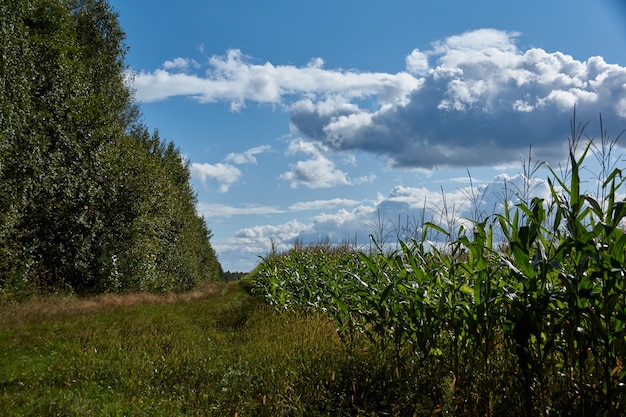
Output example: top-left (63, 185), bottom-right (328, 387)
top-left (352, 235), bottom-right (440, 359)
top-left (249, 114), bottom-right (626, 416)
top-left (495, 115), bottom-right (626, 415)
top-left (497, 194), bottom-right (562, 414)
top-left (544, 125), bottom-right (626, 414)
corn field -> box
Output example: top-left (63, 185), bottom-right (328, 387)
top-left (250, 117), bottom-right (626, 416)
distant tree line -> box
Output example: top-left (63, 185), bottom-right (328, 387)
top-left (222, 271), bottom-right (248, 281)
top-left (0, 0), bottom-right (223, 296)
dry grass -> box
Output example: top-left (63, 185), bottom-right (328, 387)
top-left (0, 282), bottom-right (221, 324)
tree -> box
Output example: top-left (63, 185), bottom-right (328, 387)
top-left (0, 0), bottom-right (221, 296)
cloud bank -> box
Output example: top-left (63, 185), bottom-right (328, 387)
top-left (134, 28), bottom-right (626, 170)
top-left (212, 171), bottom-right (553, 270)
top-left (291, 29), bottom-right (626, 169)
top-left (197, 198), bottom-right (360, 218)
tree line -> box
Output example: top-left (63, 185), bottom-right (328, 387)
top-left (0, 0), bottom-right (222, 296)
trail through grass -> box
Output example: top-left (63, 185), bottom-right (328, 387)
top-left (1, 281), bottom-right (438, 416)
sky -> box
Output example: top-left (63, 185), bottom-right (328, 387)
top-left (108, 0), bottom-right (626, 272)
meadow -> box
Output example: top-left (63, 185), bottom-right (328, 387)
top-left (1, 120), bottom-right (626, 416)
top-left (1, 280), bottom-right (459, 416)
top-left (0, 282), bottom-right (344, 416)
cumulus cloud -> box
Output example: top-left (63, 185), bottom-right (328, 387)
top-left (279, 139), bottom-right (353, 188)
top-left (280, 158), bottom-right (351, 189)
top-left (293, 29), bottom-right (626, 168)
top-left (235, 219), bottom-right (312, 241)
top-left (406, 49), bottom-right (429, 75)
top-left (134, 29), bottom-right (626, 170)
top-left (190, 162), bottom-right (241, 192)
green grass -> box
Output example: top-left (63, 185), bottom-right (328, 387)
top-left (0, 281), bottom-right (445, 416)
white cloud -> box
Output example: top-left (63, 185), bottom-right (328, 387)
top-left (284, 138), bottom-right (324, 156)
top-left (280, 156), bottom-right (351, 189)
top-left (280, 139), bottom-right (354, 188)
top-left (133, 70), bottom-right (213, 102)
top-left (197, 203), bottom-right (284, 218)
top-left (134, 29), bottom-right (626, 171)
top-left (225, 145), bottom-right (271, 164)
top-left (434, 28), bottom-right (520, 57)
top-left (311, 206), bottom-right (376, 228)
top-left (406, 49), bottom-right (430, 75)
top-left (307, 57), bottom-right (325, 68)
top-left (190, 162), bottom-right (241, 192)
top-left (163, 57), bottom-right (200, 72)
top-left (353, 174), bottom-right (377, 184)
top-left (289, 198), bottom-right (360, 211)
top-left (134, 48), bottom-right (419, 107)
top-left (235, 219), bottom-right (312, 241)
top-left (513, 99), bottom-right (534, 112)
top-left (290, 29), bottom-right (626, 169)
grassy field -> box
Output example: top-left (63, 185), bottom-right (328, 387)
top-left (0, 281), bottom-right (444, 416)
top-left (3, 124), bottom-right (626, 416)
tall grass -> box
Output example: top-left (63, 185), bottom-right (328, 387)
top-left (1, 281), bottom-right (449, 416)
top-left (250, 116), bottom-right (626, 416)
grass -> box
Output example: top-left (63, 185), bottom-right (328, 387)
top-left (0, 281), bottom-right (445, 416)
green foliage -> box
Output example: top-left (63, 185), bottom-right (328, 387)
top-left (250, 118), bottom-right (626, 416)
top-left (0, 0), bottom-right (221, 296)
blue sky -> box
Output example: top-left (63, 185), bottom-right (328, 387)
top-left (108, 0), bottom-right (626, 272)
